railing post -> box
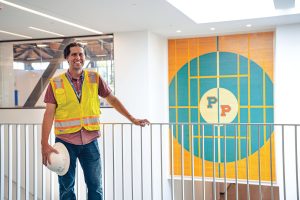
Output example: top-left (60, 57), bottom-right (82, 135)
top-left (212, 124), bottom-right (216, 200)
top-left (181, 124), bottom-right (184, 200)
top-left (160, 124), bottom-right (164, 200)
top-left (112, 124), bottom-right (115, 200)
top-left (224, 124), bottom-right (227, 200)
top-left (191, 124), bottom-right (195, 200)
top-left (282, 125), bottom-right (286, 200)
top-left (150, 124), bottom-right (154, 200)
top-left (258, 125), bottom-right (262, 200)
top-left (25, 125), bottom-right (29, 200)
top-left (140, 125), bottom-right (143, 200)
top-left (171, 124), bottom-right (174, 200)
top-left (8, 125), bottom-right (12, 200)
top-left (16, 125), bottom-right (21, 200)
top-left (121, 124), bottom-right (125, 200)
top-left (0, 125), bottom-right (4, 200)
top-left (103, 124), bottom-right (106, 200)
top-left (33, 125), bottom-right (38, 200)
top-left (131, 124), bottom-right (134, 200)
top-left (50, 130), bottom-right (54, 200)
top-left (270, 124), bottom-right (274, 200)
top-left (234, 124), bottom-right (238, 200)
top-left (246, 124), bottom-right (250, 200)
top-left (201, 124), bottom-right (205, 200)
top-left (295, 125), bottom-right (299, 200)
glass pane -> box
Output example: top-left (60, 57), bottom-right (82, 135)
top-left (0, 35), bottom-right (114, 108)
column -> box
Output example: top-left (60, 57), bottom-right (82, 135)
top-left (0, 43), bottom-right (14, 107)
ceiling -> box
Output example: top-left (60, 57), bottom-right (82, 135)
top-left (0, 0), bottom-right (300, 41)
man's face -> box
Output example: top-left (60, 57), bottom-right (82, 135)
top-left (66, 46), bottom-right (85, 71)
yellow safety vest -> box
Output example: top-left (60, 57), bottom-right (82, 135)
top-left (50, 70), bottom-right (100, 135)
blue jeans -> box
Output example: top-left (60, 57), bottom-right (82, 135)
top-left (55, 138), bottom-right (103, 200)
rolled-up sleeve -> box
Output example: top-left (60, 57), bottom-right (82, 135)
top-left (98, 76), bottom-right (112, 98)
top-left (44, 84), bottom-right (57, 104)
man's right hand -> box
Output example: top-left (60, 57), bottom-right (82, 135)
top-left (41, 143), bottom-right (58, 166)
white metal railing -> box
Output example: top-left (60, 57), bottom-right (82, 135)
top-left (0, 123), bottom-right (299, 199)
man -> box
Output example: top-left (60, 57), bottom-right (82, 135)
top-left (41, 42), bottom-right (149, 199)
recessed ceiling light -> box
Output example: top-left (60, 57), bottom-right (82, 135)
top-left (0, 0), bottom-right (102, 34)
top-left (246, 24), bottom-right (252, 27)
top-left (27, 57), bottom-right (36, 60)
top-left (37, 44), bottom-right (48, 48)
top-left (79, 42), bottom-right (88, 45)
top-left (176, 30), bottom-right (182, 33)
top-left (29, 26), bottom-right (64, 37)
top-left (0, 30), bottom-right (32, 39)
top-left (210, 27), bottom-right (215, 31)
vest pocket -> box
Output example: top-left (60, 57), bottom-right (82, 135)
top-left (55, 88), bottom-right (66, 105)
top-left (56, 94), bottom-right (66, 105)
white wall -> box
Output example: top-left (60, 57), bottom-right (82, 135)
top-left (274, 23), bottom-right (300, 200)
top-left (148, 32), bottom-right (169, 123)
top-left (274, 24), bottom-right (300, 124)
top-left (111, 31), bottom-right (169, 200)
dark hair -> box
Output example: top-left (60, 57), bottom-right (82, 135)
top-left (63, 42), bottom-right (86, 59)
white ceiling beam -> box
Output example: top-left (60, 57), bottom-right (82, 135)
top-left (273, 0), bottom-right (295, 9)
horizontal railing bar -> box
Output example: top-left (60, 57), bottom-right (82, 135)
top-left (166, 176), bottom-right (278, 185)
top-left (1, 122), bottom-right (300, 126)
top-left (0, 122), bottom-right (287, 125)
top-left (0, 123), bottom-right (41, 125)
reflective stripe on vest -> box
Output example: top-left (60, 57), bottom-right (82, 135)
top-left (83, 116), bottom-right (100, 125)
top-left (55, 119), bottom-right (81, 130)
top-left (55, 116), bottom-right (100, 130)
top-left (88, 72), bottom-right (97, 83)
top-left (53, 77), bottom-right (64, 89)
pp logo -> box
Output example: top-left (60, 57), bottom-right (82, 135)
top-left (199, 88), bottom-right (238, 123)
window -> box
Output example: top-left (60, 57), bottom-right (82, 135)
top-left (0, 35), bottom-right (114, 107)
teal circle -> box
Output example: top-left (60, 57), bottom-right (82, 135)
top-left (169, 52), bottom-right (274, 162)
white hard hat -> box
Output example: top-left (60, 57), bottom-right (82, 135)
top-left (46, 142), bottom-right (70, 176)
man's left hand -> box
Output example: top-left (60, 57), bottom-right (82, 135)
top-left (132, 118), bottom-right (150, 127)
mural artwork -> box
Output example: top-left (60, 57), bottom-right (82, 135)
top-left (168, 33), bottom-right (275, 182)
